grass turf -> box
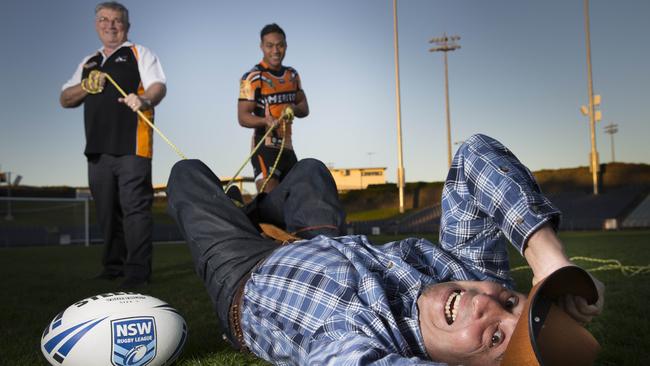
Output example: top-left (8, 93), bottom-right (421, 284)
top-left (1, 230), bottom-right (648, 365)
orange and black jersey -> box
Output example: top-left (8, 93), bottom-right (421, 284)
top-left (239, 61), bottom-right (303, 150)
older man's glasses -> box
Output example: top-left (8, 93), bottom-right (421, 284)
top-left (96, 17), bottom-right (125, 26)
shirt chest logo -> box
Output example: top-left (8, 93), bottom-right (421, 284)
top-left (114, 55), bottom-right (128, 63)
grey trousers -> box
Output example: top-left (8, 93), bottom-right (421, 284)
top-left (88, 154), bottom-right (153, 280)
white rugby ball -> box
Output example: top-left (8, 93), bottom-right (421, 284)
top-left (41, 292), bottom-right (187, 366)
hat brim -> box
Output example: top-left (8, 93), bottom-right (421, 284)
top-left (501, 266), bottom-right (600, 366)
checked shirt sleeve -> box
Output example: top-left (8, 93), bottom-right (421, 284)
top-left (439, 134), bottom-right (560, 284)
top-left (308, 333), bottom-right (442, 365)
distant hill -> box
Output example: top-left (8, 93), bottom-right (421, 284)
top-left (341, 162), bottom-right (650, 215)
top-left (3, 162), bottom-right (649, 215)
top-left (534, 162), bottom-right (650, 194)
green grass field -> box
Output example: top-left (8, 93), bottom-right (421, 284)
top-left (1, 230), bottom-right (649, 365)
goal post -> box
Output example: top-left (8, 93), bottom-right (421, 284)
top-left (0, 197), bottom-right (91, 247)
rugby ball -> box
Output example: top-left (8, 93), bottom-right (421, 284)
top-left (41, 292), bottom-right (187, 366)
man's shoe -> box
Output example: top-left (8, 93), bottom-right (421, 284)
top-left (119, 277), bottom-right (150, 290)
top-left (92, 272), bottom-right (123, 281)
top-left (225, 186), bottom-right (244, 207)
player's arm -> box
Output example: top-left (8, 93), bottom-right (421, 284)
top-left (238, 100), bottom-right (277, 129)
top-left (291, 90), bottom-right (309, 118)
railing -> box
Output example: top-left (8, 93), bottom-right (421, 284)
top-left (347, 204), bottom-right (442, 235)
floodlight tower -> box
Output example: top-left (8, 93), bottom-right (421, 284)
top-left (392, 0), bottom-right (406, 213)
top-left (583, 0), bottom-right (600, 195)
top-left (429, 34), bottom-right (461, 169)
top-left (603, 123), bottom-right (619, 162)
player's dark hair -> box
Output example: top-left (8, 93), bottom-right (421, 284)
top-left (260, 23), bottom-right (286, 41)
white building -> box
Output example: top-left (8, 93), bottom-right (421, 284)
top-left (328, 167), bottom-right (387, 191)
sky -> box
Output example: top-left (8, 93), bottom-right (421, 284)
top-left (1, 0), bottom-right (648, 192)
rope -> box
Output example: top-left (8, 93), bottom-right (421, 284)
top-left (102, 70), bottom-right (293, 199)
top-left (510, 256), bottom-right (650, 277)
top-left (259, 121), bottom-right (287, 193)
top-left (224, 107), bottom-right (294, 195)
top-left (102, 73), bottom-right (188, 160)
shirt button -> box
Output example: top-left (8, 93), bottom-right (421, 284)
top-left (515, 217), bottom-right (524, 224)
top-left (386, 261), bottom-right (394, 269)
top-left (499, 166), bottom-right (510, 173)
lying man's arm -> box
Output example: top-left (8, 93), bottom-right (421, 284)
top-left (308, 333), bottom-right (443, 366)
top-left (525, 223), bottom-right (605, 323)
top-left (440, 134), bottom-right (604, 322)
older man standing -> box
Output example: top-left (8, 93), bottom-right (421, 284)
top-left (60, 2), bottom-right (166, 288)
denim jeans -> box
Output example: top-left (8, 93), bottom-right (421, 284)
top-left (166, 158), bottom-right (345, 345)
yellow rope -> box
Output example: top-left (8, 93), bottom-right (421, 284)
top-left (101, 70), bottom-right (294, 198)
top-left (102, 72), bottom-right (188, 160)
top-left (259, 121), bottom-right (287, 193)
top-left (511, 256), bottom-right (650, 277)
top-left (224, 107), bottom-right (294, 195)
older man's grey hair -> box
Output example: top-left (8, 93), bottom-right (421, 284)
top-left (95, 1), bottom-right (130, 26)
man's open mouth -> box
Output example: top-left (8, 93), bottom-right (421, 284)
top-left (445, 290), bottom-right (464, 325)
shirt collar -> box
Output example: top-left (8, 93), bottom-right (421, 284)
top-left (412, 282), bottom-right (433, 359)
top-left (98, 40), bottom-right (133, 59)
top-left (259, 60), bottom-right (285, 76)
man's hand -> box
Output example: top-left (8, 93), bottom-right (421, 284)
top-left (281, 105), bottom-right (295, 123)
top-left (525, 224), bottom-right (605, 325)
top-left (558, 273), bottom-right (605, 324)
top-left (119, 93), bottom-right (151, 112)
top-left (264, 104), bottom-right (279, 129)
top-left (81, 70), bottom-right (106, 94)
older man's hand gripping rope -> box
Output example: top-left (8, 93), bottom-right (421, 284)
top-left (94, 70), bottom-right (188, 160)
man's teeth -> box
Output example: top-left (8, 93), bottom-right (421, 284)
top-left (445, 290), bottom-right (463, 324)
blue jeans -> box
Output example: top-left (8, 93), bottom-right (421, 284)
top-left (166, 158), bottom-right (345, 345)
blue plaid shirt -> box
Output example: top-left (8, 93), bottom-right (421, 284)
top-left (240, 134), bottom-right (560, 365)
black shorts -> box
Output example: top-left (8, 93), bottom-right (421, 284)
top-left (251, 145), bottom-right (298, 181)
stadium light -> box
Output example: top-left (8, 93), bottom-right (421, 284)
top-left (393, 0), bottom-right (406, 214)
top-left (367, 152), bottom-right (376, 166)
top-left (582, 0), bottom-right (600, 195)
top-left (604, 123), bottom-right (619, 162)
top-left (3, 171), bottom-right (13, 221)
top-left (2, 170), bottom-right (22, 221)
top-left (429, 33), bottom-right (461, 169)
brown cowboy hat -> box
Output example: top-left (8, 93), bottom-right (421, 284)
top-left (501, 266), bottom-right (600, 366)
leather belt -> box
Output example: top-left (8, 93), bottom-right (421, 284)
top-left (226, 224), bottom-right (314, 352)
top-left (228, 271), bottom-right (251, 352)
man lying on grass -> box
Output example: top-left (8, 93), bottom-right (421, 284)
top-left (167, 134), bottom-right (605, 365)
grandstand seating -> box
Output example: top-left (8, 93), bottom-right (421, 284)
top-left (622, 193), bottom-right (650, 228)
top-left (547, 186), bottom-right (648, 230)
top-left (348, 186), bottom-right (650, 235)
